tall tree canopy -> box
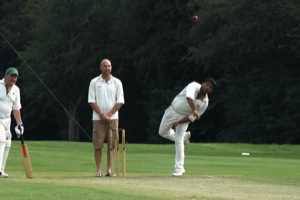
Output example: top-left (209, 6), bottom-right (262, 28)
top-left (22, 0), bottom-right (98, 140)
top-left (1, 0), bottom-right (299, 144)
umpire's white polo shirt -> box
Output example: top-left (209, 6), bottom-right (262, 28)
top-left (0, 78), bottom-right (22, 119)
top-left (88, 75), bottom-right (124, 120)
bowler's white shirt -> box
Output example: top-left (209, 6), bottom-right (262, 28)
top-left (88, 75), bottom-right (124, 120)
top-left (0, 78), bottom-right (22, 119)
top-left (171, 82), bottom-right (209, 122)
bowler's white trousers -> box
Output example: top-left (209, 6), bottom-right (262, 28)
top-left (0, 118), bottom-right (12, 173)
top-left (159, 106), bottom-right (189, 173)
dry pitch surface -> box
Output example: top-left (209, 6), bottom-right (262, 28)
top-left (9, 173), bottom-right (299, 200)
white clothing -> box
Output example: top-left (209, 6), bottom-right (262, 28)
top-left (159, 106), bottom-right (189, 172)
top-left (0, 119), bottom-right (12, 172)
top-left (0, 78), bottom-right (19, 173)
top-left (159, 82), bottom-right (209, 173)
top-left (171, 82), bottom-right (208, 122)
top-left (88, 74), bottom-right (124, 120)
top-left (0, 79), bottom-right (22, 119)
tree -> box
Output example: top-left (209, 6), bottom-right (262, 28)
top-left (0, 0), bottom-right (29, 72)
top-left (184, 0), bottom-right (300, 143)
top-left (5, 0), bottom-right (299, 144)
top-left (22, 0), bottom-right (98, 140)
top-left (120, 0), bottom-right (203, 142)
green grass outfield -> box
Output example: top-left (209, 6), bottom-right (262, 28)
top-left (1, 141), bottom-right (300, 200)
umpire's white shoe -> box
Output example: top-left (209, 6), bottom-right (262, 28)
top-left (0, 171), bottom-right (9, 178)
top-left (184, 131), bottom-right (191, 148)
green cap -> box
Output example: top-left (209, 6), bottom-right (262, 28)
top-left (5, 67), bottom-right (19, 76)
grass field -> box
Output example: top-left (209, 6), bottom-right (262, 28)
top-left (1, 141), bottom-right (300, 200)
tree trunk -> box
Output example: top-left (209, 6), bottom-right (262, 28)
top-left (66, 95), bottom-right (83, 141)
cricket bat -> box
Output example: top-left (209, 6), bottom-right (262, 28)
top-left (20, 134), bottom-right (33, 178)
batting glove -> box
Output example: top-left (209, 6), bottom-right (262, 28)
top-left (15, 124), bottom-right (24, 137)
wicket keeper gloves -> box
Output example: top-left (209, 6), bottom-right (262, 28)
top-left (15, 124), bottom-right (24, 137)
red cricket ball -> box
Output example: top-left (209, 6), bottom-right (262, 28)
top-left (192, 15), bottom-right (198, 22)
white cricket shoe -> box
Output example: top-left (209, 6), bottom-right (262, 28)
top-left (0, 171), bottom-right (9, 178)
top-left (184, 131), bottom-right (191, 148)
top-left (172, 171), bottom-right (183, 176)
top-left (172, 169), bottom-right (185, 177)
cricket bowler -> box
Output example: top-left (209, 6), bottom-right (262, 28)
top-left (159, 78), bottom-right (216, 176)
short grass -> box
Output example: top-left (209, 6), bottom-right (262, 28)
top-left (1, 141), bottom-right (300, 200)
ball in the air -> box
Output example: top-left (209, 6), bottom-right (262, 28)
top-left (192, 15), bottom-right (198, 22)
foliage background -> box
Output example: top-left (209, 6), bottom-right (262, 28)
top-left (0, 0), bottom-right (299, 144)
